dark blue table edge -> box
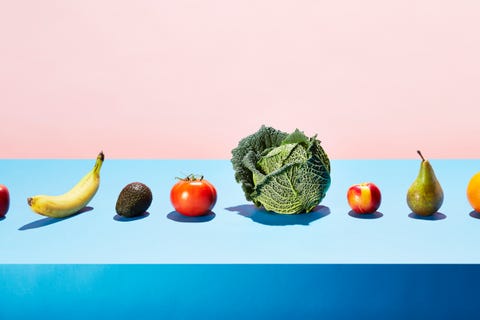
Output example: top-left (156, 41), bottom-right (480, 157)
top-left (1, 264), bottom-right (479, 319)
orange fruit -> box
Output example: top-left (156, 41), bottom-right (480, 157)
top-left (467, 172), bottom-right (480, 212)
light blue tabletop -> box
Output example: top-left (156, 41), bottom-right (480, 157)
top-left (0, 159), bottom-right (479, 263)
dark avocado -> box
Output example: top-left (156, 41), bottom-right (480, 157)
top-left (115, 182), bottom-right (153, 217)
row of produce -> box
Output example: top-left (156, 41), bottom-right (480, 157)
top-left (0, 153), bottom-right (217, 219)
top-left (1, 126), bottom-right (480, 220)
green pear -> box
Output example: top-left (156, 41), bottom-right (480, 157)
top-left (407, 151), bottom-right (444, 216)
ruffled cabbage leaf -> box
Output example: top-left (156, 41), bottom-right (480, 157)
top-left (231, 126), bottom-right (331, 214)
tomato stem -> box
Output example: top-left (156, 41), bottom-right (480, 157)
top-left (176, 174), bottom-right (204, 181)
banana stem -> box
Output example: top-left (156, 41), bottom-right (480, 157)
top-left (93, 151), bottom-right (104, 174)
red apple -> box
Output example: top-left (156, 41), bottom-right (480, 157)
top-left (347, 182), bottom-right (381, 214)
top-left (0, 184), bottom-right (10, 218)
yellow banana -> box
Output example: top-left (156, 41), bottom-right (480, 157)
top-left (27, 151), bottom-right (104, 218)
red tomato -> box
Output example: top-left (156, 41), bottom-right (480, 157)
top-left (170, 176), bottom-right (217, 217)
top-left (0, 184), bottom-right (10, 218)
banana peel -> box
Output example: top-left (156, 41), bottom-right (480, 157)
top-left (27, 152), bottom-right (104, 218)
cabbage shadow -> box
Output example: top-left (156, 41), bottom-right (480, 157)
top-left (19, 206), bottom-right (94, 230)
top-left (469, 211), bottom-right (480, 219)
top-left (225, 204), bottom-right (330, 226)
top-left (114, 212), bottom-right (150, 221)
top-left (408, 212), bottom-right (446, 221)
top-left (167, 211), bottom-right (216, 223)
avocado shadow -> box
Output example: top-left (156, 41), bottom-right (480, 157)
top-left (19, 206), bottom-right (94, 230)
top-left (225, 204), bottom-right (330, 226)
top-left (114, 212), bottom-right (150, 222)
top-left (167, 211), bottom-right (216, 223)
top-left (469, 211), bottom-right (480, 219)
top-left (348, 210), bottom-right (383, 219)
top-left (408, 212), bottom-right (446, 221)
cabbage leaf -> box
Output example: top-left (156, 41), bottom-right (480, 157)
top-left (231, 126), bottom-right (331, 214)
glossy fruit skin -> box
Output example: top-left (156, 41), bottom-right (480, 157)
top-left (347, 182), bottom-right (382, 214)
top-left (0, 184), bottom-right (10, 218)
top-left (170, 177), bottom-right (217, 217)
top-left (467, 172), bottom-right (480, 212)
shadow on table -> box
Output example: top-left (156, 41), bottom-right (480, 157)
top-left (19, 206), bottom-right (94, 230)
top-left (408, 212), bottom-right (446, 221)
top-left (469, 211), bottom-right (480, 219)
top-left (225, 204), bottom-right (330, 226)
top-left (0, 216), bottom-right (5, 222)
top-left (114, 212), bottom-right (150, 222)
top-left (348, 210), bottom-right (383, 219)
top-left (167, 211), bottom-right (216, 223)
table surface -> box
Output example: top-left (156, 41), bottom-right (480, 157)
top-left (1, 158), bottom-right (480, 264)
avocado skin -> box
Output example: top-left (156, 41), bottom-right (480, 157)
top-left (115, 182), bottom-right (153, 217)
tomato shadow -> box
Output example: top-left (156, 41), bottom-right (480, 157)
top-left (348, 210), bottom-right (383, 219)
top-left (114, 212), bottom-right (150, 221)
top-left (408, 212), bottom-right (446, 221)
top-left (469, 211), bottom-right (480, 219)
top-left (167, 211), bottom-right (216, 223)
top-left (18, 206), bottom-right (94, 230)
top-left (225, 204), bottom-right (330, 226)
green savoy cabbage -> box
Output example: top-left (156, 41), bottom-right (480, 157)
top-left (231, 126), bottom-right (331, 214)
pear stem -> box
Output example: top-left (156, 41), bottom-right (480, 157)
top-left (417, 150), bottom-right (425, 161)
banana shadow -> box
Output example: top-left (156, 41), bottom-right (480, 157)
top-left (348, 210), bottom-right (383, 219)
top-left (167, 211), bottom-right (216, 223)
top-left (225, 204), bottom-right (330, 226)
top-left (114, 212), bottom-right (150, 221)
top-left (408, 212), bottom-right (446, 221)
top-left (469, 211), bottom-right (480, 219)
top-left (19, 206), bottom-right (94, 230)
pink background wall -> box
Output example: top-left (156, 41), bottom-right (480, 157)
top-left (1, 1), bottom-right (479, 159)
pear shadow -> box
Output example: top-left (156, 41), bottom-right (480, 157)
top-left (225, 204), bottom-right (330, 226)
top-left (19, 206), bottom-right (94, 230)
top-left (167, 211), bottom-right (216, 223)
top-left (408, 212), bottom-right (446, 221)
top-left (348, 210), bottom-right (383, 219)
top-left (114, 212), bottom-right (150, 222)
top-left (469, 211), bottom-right (480, 219)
